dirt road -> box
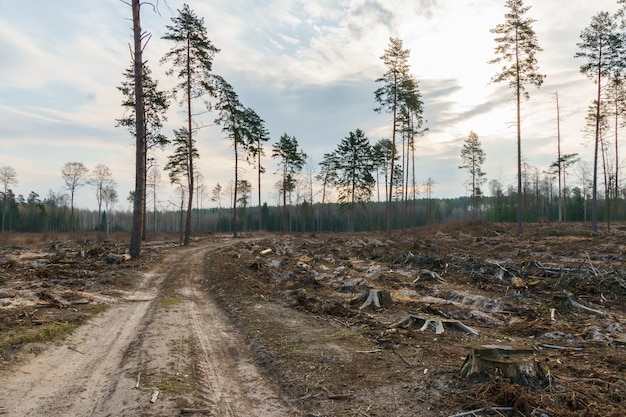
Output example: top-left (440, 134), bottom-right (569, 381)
top-left (0, 240), bottom-right (297, 417)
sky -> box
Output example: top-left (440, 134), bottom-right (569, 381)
top-left (0, 0), bottom-right (623, 211)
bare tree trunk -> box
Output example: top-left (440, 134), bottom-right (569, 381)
top-left (386, 78), bottom-right (397, 236)
top-left (233, 141), bottom-right (239, 238)
top-left (555, 91), bottom-right (563, 222)
top-left (184, 38), bottom-right (193, 246)
top-left (515, 29), bottom-right (523, 235)
top-left (592, 58), bottom-right (601, 233)
top-left (258, 137), bottom-right (262, 231)
top-left (129, 0), bottom-right (146, 258)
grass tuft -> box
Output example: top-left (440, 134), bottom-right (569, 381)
top-left (0, 322), bottom-right (77, 350)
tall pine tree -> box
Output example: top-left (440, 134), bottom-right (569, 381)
top-left (490, 0), bottom-right (545, 234)
top-left (575, 11), bottom-right (621, 233)
top-left (161, 4), bottom-right (219, 245)
top-left (374, 37), bottom-right (423, 234)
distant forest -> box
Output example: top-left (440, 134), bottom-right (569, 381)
top-left (0, 187), bottom-right (617, 236)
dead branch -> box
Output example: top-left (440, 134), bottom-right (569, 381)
top-left (180, 409), bottom-right (213, 415)
top-left (67, 345), bottom-right (85, 355)
top-left (539, 344), bottom-right (583, 352)
top-left (448, 407), bottom-right (519, 417)
top-left (321, 387), bottom-right (354, 400)
top-left (584, 251), bottom-right (599, 276)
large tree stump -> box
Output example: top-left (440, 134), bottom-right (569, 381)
top-left (460, 343), bottom-right (547, 388)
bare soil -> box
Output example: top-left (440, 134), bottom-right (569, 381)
top-left (1, 223), bottom-right (625, 417)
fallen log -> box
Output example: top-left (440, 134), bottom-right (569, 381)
top-left (389, 314), bottom-right (478, 335)
top-left (106, 253), bottom-right (132, 264)
top-left (460, 343), bottom-right (547, 387)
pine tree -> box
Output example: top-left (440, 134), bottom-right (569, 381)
top-left (129, 0), bottom-right (147, 257)
top-left (117, 62), bottom-right (170, 239)
top-left (212, 75), bottom-right (264, 237)
top-left (331, 129), bottom-right (376, 232)
top-left (374, 37), bottom-right (424, 234)
top-left (164, 127), bottom-right (199, 230)
top-left (272, 134), bottom-right (307, 233)
top-left (459, 131), bottom-right (487, 217)
top-left (490, 0), bottom-right (545, 234)
top-left (161, 3), bottom-right (219, 245)
top-left (576, 11), bottom-right (621, 233)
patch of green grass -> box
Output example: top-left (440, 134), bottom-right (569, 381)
top-left (158, 378), bottom-right (188, 395)
top-left (0, 322), bottom-right (77, 350)
top-left (283, 343), bottom-right (307, 351)
top-left (157, 297), bottom-right (182, 307)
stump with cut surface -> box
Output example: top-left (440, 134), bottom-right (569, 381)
top-left (460, 343), bottom-right (547, 388)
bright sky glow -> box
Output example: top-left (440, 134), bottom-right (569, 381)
top-left (0, 0), bottom-right (622, 210)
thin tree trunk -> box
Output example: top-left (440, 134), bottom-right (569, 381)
top-left (515, 28), bottom-right (523, 235)
top-left (184, 37), bottom-right (193, 245)
top-left (129, 0), bottom-right (146, 258)
top-left (592, 48), bottom-right (602, 234)
top-left (258, 136), bottom-right (262, 231)
top-left (233, 140), bottom-right (239, 237)
top-left (556, 91), bottom-right (562, 222)
top-left (386, 76), bottom-right (397, 236)
top-left (614, 96), bottom-right (619, 220)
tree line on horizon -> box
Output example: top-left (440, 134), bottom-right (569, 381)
top-left (3, 0), bottom-right (626, 243)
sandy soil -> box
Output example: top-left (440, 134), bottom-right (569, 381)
top-left (0, 238), bottom-right (297, 417)
top-left (1, 223), bottom-right (625, 417)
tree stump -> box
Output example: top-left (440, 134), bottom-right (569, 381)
top-left (552, 292), bottom-right (605, 316)
top-left (389, 314), bottom-right (478, 335)
top-left (460, 343), bottom-right (547, 387)
top-left (352, 289), bottom-right (393, 310)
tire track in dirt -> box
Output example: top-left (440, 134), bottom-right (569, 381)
top-left (0, 239), bottom-right (297, 417)
top-left (177, 244), bottom-right (297, 417)
top-left (0, 269), bottom-right (163, 416)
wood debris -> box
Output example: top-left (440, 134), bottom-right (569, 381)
top-left (389, 314), bottom-right (478, 335)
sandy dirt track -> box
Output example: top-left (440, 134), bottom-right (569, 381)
top-left (0, 239), bottom-right (297, 417)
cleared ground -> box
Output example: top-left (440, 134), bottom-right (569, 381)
top-left (1, 222), bottom-right (625, 416)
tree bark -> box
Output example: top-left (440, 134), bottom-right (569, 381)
top-left (460, 343), bottom-right (547, 387)
top-left (129, 0), bottom-right (146, 258)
